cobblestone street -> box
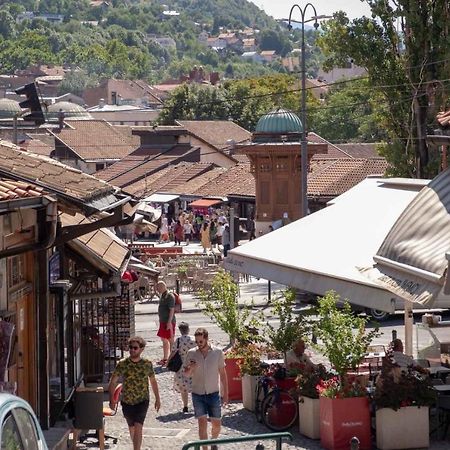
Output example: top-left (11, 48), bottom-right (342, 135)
top-left (73, 278), bottom-right (450, 450)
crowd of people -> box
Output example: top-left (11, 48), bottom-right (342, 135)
top-left (158, 209), bottom-right (232, 255)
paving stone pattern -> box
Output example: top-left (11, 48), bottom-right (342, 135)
top-left (74, 276), bottom-right (450, 450)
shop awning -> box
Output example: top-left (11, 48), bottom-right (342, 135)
top-left (128, 256), bottom-right (160, 278)
top-left (142, 193), bottom-right (179, 203)
top-left (61, 213), bottom-right (130, 275)
top-left (223, 178), bottom-right (442, 313)
top-left (189, 198), bottom-right (222, 208)
top-left (360, 168), bottom-right (450, 305)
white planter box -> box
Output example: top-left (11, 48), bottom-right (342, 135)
top-left (242, 374), bottom-right (260, 412)
top-left (299, 396), bottom-right (320, 439)
top-left (376, 406), bottom-right (429, 449)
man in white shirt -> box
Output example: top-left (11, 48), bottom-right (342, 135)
top-left (184, 328), bottom-right (228, 450)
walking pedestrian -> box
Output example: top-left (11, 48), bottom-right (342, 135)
top-left (168, 321), bottom-right (196, 412)
top-left (108, 336), bottom-right (161, 450)
top-left (209, 219), bottom-right (217, 250)
top-left (174, 220), bottom-right (183, 246)
top-left (183, 220), bottom-right (193, 245)
top-left (222, 224), bottom-right (230, 257)
top-left (246, 215), bottom-right (256, 241)
top-left (159, 215), bottom-right (169, 243)
top-left (200, 222), bottom-right (211, 254)
top-left (156, 281), bottom-right (176, 365)
top-left (184, 328), bottom-right (228, 450)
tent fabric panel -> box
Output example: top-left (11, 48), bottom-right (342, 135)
top-left (365, 168), bottom-right (450, 304)
top-left (189, 198), bottom-right (222, 208)
top-left (224, 253), bottom-right (396, 312)
top-left (143, 193), bottom-right (179, 203)
top-left (224, 178), bottom-right (427, 312)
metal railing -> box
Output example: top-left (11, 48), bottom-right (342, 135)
top-left (181, 432), bottom-right (293, 450)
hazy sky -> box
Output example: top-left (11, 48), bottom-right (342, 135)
top-left (249, 0), bottom-right (372, 21)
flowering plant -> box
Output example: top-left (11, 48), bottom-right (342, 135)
top-left (316, 374), bottom-right (367, 399)
top-left (374, 353), bottom-right (436, 410)
top-left (235, 344), bottom-right (282, 376)
top-left (295, 363), bottom-right (331, 399)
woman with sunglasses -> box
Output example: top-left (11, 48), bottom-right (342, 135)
top-left (108, 336), bottom-right (161, 450)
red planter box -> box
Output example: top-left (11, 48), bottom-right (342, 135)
top-left (320, 396), bottom-right (371, 450)
top-left (225, 357), bottom-right (243, 401)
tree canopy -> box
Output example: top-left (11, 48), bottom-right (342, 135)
top-left (318, 1), bottom-right (450, 177)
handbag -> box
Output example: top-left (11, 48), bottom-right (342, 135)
top-left (167, 338), bottom-right (183, 372)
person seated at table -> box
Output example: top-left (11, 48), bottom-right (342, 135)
top-left (285, 338), bottom-right (315, 371)
top-left (391, 338), bottom-right (414, 369)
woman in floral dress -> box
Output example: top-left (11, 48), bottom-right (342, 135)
top-left (169, 321), bottom-right (196, 412)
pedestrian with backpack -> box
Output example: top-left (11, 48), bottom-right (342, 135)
top-left (167, 322), bottom-right (196, 413)
top-left (156, 281), bottom-right (176, 366)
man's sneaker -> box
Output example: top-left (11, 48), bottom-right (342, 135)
top-left (182, 406), bottom-right (188, 413)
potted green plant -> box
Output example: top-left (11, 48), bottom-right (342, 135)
top-left (296, 364), bottom-right (331, 439)
top-left (197, 269), bottom-right (262, 401)
top-left (263, 288), bottom-right (309, 362)
top-left (236, 343), bottom-right (268, 411)
top-left (374, 352), bottom-right (436, 449)
top-left (313, 291), bottom-right (380, 450)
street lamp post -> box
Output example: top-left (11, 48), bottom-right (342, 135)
top-left (286, 4), bottom-right (327, 218)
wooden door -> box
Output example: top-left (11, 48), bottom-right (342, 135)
top-left (15, 295), bottom-right (31, 404)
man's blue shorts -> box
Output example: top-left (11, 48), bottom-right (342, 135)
top-left (192, 392), bottom-right (221, 419)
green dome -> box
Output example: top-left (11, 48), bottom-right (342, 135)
top-left (255, 108), bottom-right (303, 134)
top-left (0, 98), bottom-right (21, 119)
top-left (47, 101), bottom-right (92, 120)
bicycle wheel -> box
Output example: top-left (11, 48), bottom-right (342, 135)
top-left (261, 389), bottom-right (298, 431)
top-left (254, 380), bottom-right (265, 423)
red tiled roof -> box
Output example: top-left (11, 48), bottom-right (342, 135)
top-left (307, 157), bottom-right (389, 198)
top-left (190, 163), bottom-right (255, 198)
top-left (98, 145), bottom-right (200, 188)
top-left (169, 167), bottom-right (227, 195)
top-left (0, 179), bottom-right (45, 200)
top-left (176, 120), bottom-right (251, 151)
top-left (308, 133), bottom-right (353, 159)
top-left (0, 140), bottom-right (117, 202)
top-left (50, 120), bottom-right (138, 161)
top-left (20, 137), bottom-right (54, 157)
top-left (336, 143), bottom-right (381, 159)
top-left (125, 162), bottom-right (216, 197)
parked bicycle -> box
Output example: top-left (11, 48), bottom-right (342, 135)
top-left (254, 364), bottom-right (298, 431)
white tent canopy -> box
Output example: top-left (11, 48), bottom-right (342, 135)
top-left (224, 178), bottom-right (434, 313)
top-left (143, 193), bottom-right (179, 203)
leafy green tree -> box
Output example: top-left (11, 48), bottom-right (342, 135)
top-left (57, 70), bottom-right (98, 96)
top-left (259, 29), bottom-right (292, 57)
top-left (310, 78), bottom-right (388, 142)
top-left (318, 2), bottom-right (450, 177)
top-left (197, 270), bottom-right (261, 346)
top-left (158, 84), bottom-right (228, 124)
top-left (0, 9), bottom-right (16, 39)
top-left (313, 291), bottom-right (379, 381)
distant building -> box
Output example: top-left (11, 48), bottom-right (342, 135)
top-left (82, 79), bottom-right (162, 108)
top-left (242, 38), bottom-right (257, 52)
top-left (241, 52), bottom-right (263, 63)
top-left (260, 50), bottom-right (277, 63)
top-left (317, 63), bottom-right (367, 83)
